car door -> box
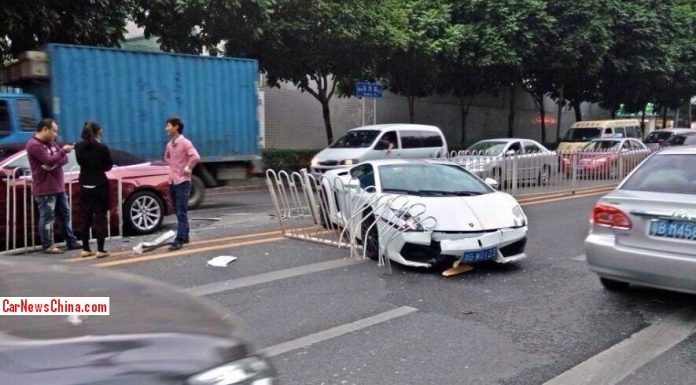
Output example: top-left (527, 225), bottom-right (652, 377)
top-left (505, 141), bottom-right (523, 183)
top-left (396, 130), bottom-right (424, 159)
top-left (522, 141), bottom-right (544, 181)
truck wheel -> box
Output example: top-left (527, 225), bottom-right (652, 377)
top-left (188, 175), bottom-right (206, 209)
top-left (124, 190), bottom-right (164, 235)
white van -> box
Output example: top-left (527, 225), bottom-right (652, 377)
top-left (310, 124), bottom-right (448, 176)
top-left (558, 119), bottom-right (642, 152)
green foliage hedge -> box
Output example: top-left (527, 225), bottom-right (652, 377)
top-left (262, 149), bottom-right (319, 172)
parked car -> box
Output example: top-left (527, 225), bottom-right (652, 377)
top-left (0, 148), bottom-right (173, 249)
top-left (585, 146), bottom-right (696, 294)
top-left (0, 257), bottom-right (277, 384)
top-left (310, 124), bottom-right (447, 178)
top-left (561, 138), bottom-right (650, 179)
top-left (557, 119), bottom-right (641, 152)
top-left (320, 159), bottom-right (528, 269)
top-left (644, 128), bottom-right (694, 150)
top-left (664, 131), bottom-right (696, 147)
top-left (456, 139), bottom-right (557, 186)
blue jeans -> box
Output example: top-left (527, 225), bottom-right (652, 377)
top-left (35, 193), bottom-right (78, 249)
top-left (169, 181), bottom-right (190, 243)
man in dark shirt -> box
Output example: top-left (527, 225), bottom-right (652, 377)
top-left (26, 118), bottom-right (81, 253)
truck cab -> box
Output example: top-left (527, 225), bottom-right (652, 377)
top-left (0, 91), bottom-right (42, 160)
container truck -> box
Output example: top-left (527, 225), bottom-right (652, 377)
top-left (0, 44), bottom-right (261, 208)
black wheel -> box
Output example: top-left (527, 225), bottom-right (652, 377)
top-left (492, 167), bottom-right (504, 188)
top-left (124, 190), bottom-right (164, 235)
top-left (600, 277), bottom-right (630, 291)
top-left (188, 175), bottom-right (206, 209)
top-left (538, 165), bottom-right (551, 186)
top-left (317, 189), bottom-right (329, 229)
top-left (361, 215), bottom-right (379, 261)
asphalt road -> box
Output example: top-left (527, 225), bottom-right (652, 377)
top-left (72, 192), bottom-right (696, 384)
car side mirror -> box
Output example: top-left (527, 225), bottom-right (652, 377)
top-left (484, 177), bottom-right (499, 189)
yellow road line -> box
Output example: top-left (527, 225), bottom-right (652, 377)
top-left (521, 190), bottom-right (608, 206)
top-left (517, 186), bottom-right (615, 204)
top-left (65, 228), bottom-right (292, 263)
top-left (94, 236), bottom-right (286, 267)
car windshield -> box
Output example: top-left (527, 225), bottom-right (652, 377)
top-left (379, 163), bottom-right (491, 196)
top-left (582, 140), bottom-right (621, 151)
top-left (330, 130), bottom-right (379, 148)
top-left (563, 127), bottom-right (602, 142)
top-left (467, 141), bottom-right (507, 156)
top-left (111, 149), bottom-right (147, 166)
top-left (645, 131), bottom-right (674, 143)
top-left (621, 154), bottom-right (696, 194)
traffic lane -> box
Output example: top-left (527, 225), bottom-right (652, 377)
top-left (194, 190), bottom-right (273, 214)
top-left (111, 238), bottom-right (347, 288)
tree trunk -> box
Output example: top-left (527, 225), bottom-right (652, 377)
top-left (572, 100), bottom-right (582, 122)
top-left (321, 98), bottom-right (333, 144)
top-left (555, 84), bottom-right (564, 143)
top-left (662, 106), bottom-right (668, 128)
top-left (507, 84), bottom-right (516, 138)
top-left (459, 95), bottom-right (474, 147)
top-left (539, 97), bottom-right (546, 144)
top-left (640, 106), bottom-right (646, 139)
top-left (407, 96), bottom-right (416, 123)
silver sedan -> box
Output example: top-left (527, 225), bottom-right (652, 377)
top-left (585, 146), bottom-right (696, 293)
top-left (453, 139), bottom-right (557, 186)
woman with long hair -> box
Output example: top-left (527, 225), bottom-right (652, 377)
top-left (75, 121), bottom-right (113, 258)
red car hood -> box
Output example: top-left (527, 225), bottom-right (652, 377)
top-left (106, 163), bottom-right (169, 178)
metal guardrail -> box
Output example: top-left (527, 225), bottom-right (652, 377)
top-left (2, 167), bottom-right (123, 254)
top-left (266, 169), bottom-right (436, 274)
top-left (434, 148), bottom-right (653, 196)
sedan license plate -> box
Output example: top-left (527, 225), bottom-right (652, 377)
top-left (462, 247), bottom-right (498, 263)
top-left (649, 219), bottom-right (696, 241)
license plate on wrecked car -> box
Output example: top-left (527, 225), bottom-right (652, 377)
top-left (462, 247), bottom-right (498, 263)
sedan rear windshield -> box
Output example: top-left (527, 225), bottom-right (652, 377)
top-left (563, 127), bottom-right (602, 142)
top-left (330, 130), bottom-right (379, 148)
top-left (621, 154), bottom-right (696, 194)
top-left (666, 135), bottom-right (696, 147)
top-left (582, 140), bottom-right (621, 151)
top-left (467, 141), bottom-right (507, 156)
top-left (379, 163), bottom-right (491, 196)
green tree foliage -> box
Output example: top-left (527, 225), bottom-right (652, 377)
top-left (378, 0), bottom-right (464, 123)
top-left (0, 0), bottom-right (134, 61)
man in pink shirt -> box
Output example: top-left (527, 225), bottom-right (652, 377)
top-left (163, 116), bottom-right (200, 250)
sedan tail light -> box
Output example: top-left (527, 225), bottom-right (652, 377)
top-left (591, 203), bottom-right (632, 230)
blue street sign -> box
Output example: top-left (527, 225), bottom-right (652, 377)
top-left (355, 82), bottom-right (383, 98)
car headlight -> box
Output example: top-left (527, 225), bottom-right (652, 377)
top-left (340, 159), bottom-right (359, 165)
top-left (187, 356), bottom-right (275, 385)
top-left (512, 205), bottom-right (527, 227)
top-left (383, 208), bottom-right (425, 232)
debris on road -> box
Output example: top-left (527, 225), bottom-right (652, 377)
top-left (207, 256), bottom-right (238, 267)
top-left (191, 217), bottom-right (221, 222)
top-left (442, 261), bottom-right (474, 277)
top-left (132, 230), bottom-right (176, 255)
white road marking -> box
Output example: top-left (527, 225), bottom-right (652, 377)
top-left (572, 254), bottom-right (586, 261)
top-left (260, 306), bottom-right (418, 357)
top-left (543, 309), bottom-right (696, 385)
top-left (186, 258), bottom-right (367, 296)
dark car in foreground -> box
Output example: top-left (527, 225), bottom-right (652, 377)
top-left (0, 257), bottom-right (276, 384)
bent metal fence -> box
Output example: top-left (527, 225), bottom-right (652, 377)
top-left (434, 148), bottom-right (654, 196)
top-left (1, 167), bottom-right (123, 254)
top-left (266, 169), bottom-right (437, 274)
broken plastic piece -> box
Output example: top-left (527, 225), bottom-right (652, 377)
top-left (442, 262), bottom-right (473, 277)
top-left (207, 256), bottom-right (238, 267)
top-left (132, 230), bottom-right (176, 255)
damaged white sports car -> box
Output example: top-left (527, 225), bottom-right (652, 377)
top-left (319, 159), bottom-right (528, 269)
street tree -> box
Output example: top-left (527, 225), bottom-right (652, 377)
top-left (0, 0), bottom-right (134, 61)
top-left (378, 0), bottom-right (464, 123)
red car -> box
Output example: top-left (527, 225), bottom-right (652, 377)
top-left (561, 138), bottom-right (650, 179)
top-left (1, 148), bottom-right (173, 250)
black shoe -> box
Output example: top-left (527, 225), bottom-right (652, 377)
top-left (183, 238), bottom-right (190, 244)
top-left (168, 242), bottom-right (183, 251)
top-left (66, 241), bottom-right (83, 250)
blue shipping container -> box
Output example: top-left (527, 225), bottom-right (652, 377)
top-left (45, 44), bottom-right (259, 161)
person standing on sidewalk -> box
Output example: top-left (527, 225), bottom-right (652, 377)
top-left (26, 118), bottom-right (81, 254)
top-left (75, 121), bottom-right (113, 258)
top-left (163, 116), bottom-right (200, 251)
